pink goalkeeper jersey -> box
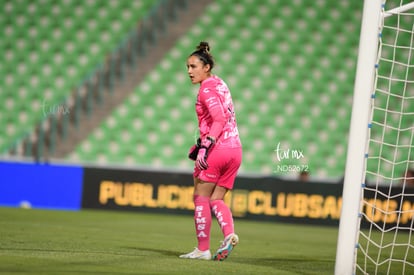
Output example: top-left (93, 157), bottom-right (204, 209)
top-left (195, 75), bottom-right (242, 149)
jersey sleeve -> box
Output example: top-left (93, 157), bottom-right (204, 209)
top-left (199, 83), bottom-right (227, 140)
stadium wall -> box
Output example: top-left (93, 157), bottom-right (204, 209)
top-left (0, 161), bottom-right (84, 210)
top-left (1, 161), bottom-right (413, 228)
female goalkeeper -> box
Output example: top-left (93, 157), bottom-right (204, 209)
top-left (179, 42), bottom-right (242, 261)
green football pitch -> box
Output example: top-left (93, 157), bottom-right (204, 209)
top-left (0, 207), bottom-right (338, 274)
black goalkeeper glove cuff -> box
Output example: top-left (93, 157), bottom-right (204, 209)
top-left (200, 136), bottom-right (215, 150)
top-left (188, 138), bottom-right (201, 161)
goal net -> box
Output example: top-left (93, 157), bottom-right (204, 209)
top-left (336, 1), bottom-right (414, 274)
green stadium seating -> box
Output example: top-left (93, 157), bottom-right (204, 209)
top-left (0, 0), bottom-right (155, 154)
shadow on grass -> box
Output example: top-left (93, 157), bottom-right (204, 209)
top-left (125, 246), bottom-right (181, 257)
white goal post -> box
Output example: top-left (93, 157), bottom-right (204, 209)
top-left (335, 0), bottom-right (414, 274)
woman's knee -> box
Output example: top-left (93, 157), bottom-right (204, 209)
top-left (194, 179), bottom-right (216, 197)
top-left (210, 185), bottom-right (228, 201)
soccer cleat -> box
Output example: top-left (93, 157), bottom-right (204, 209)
top-left (179, 247), bottom-right (211, 260)
top-left (213, 233), bottom-right (239, 261)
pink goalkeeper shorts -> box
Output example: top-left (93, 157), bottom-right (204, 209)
top-left (193, 147), bottom-right (242, 189)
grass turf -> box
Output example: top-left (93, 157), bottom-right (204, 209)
top-left (0, 207), bottom-right (338, 274)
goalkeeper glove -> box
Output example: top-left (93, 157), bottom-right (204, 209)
top-left (188, 138), bottom-right (201, 161)
top-left (196, 137), bottom-right (215, 170)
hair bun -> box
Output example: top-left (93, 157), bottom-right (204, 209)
top-left (190, 41), bottom-right (214, 70)
top-left (197, 41), bottom-right (210, 53)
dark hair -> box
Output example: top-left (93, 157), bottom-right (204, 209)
top-left (190, 41), bottom-right (214, 70)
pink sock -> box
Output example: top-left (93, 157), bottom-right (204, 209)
top-left (210, 199), bottom-right (234, 238)
top-left (194, 195), bottom-right (211, 251)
